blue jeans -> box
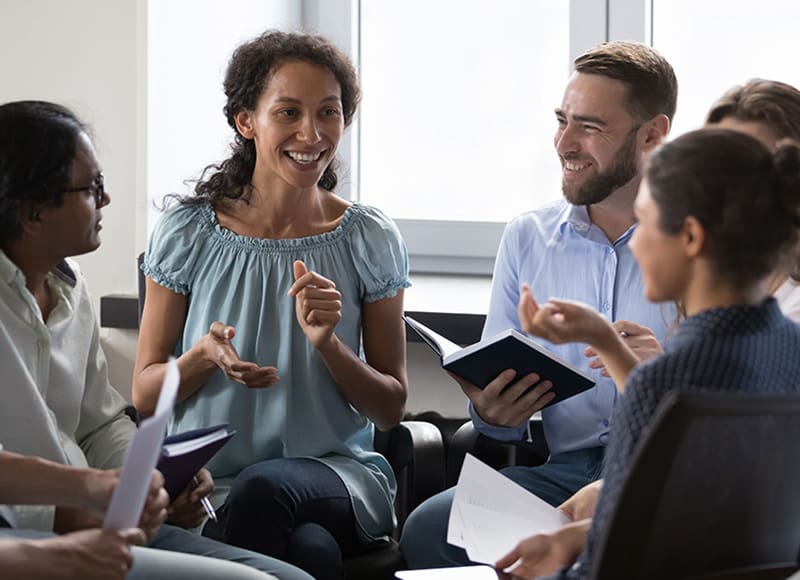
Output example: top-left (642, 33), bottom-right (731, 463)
top-left (399, 446), bottom-right (605, 569)
top-left (204, 458), bottom-right (360, 580)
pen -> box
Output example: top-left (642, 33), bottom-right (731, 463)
top-left (192, 475), bottom-right (217, 522)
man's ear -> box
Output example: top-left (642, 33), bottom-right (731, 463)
top-left (641, 113), bottom-right (671, 152)
top-left (234, 110), bottom-right (256, 140)
top-left (19, 205), bottom-right (43, 237)
top-left (681, 215), bottom-right (706, 258)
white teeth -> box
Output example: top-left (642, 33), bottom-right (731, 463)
top-left (564, 161), bottom-right (590, 171)
top-left (287, 151), bottom-right (322, 164)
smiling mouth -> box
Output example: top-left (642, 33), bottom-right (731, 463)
top-left (563, 160), bottom-right (592, 172)
top-left (285, 150), bottom-right (324, 164)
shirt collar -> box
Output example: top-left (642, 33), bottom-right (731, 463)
top-left (53, 260), bottom-right (77, 288)
top-left (0, 251), bottom-right (77, 290)
top-left (555, 202), bottom-right (638, 246)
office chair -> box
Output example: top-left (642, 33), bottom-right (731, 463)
top-left (589, 391), bottom-right (800, 580)
top-left (446, 417), bottom-right (549, 487)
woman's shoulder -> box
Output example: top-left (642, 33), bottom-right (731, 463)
top-left (346, 203), bottom-right (396, 227)
top-left (155, 200), bottom-right (209, 230)
top-left (340, 203), bottom-right (404, 244)
top-left (147, 201), bottom-right (215, 247)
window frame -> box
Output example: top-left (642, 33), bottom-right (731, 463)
top-left (303, 0), bottom-right (650, 275)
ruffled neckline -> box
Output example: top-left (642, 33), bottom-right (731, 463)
top-left (197, 202), bottom-right (366, 252)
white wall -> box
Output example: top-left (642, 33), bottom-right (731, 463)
top-left (0, 0), bottom-right (147, 399)
top-left (0, 0), bottom-right (147, 298)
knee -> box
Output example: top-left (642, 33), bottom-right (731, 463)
top-left (227, 462), bottom-right (286, 511)
top-left (400, 489), bottom-right (452, 548)
top-left (288, 523), bottom-right (342, 580)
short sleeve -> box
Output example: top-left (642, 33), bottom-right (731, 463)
top-left (142, 204), bottom-right (207, 295)
top-left (347, 205), bottom-right (411, 303)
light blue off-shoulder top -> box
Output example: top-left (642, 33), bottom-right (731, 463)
top-left (143, 202), bottom-right (411, 542)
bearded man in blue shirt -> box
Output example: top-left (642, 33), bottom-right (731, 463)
top-left (400, 40), bottom-right (678, 569)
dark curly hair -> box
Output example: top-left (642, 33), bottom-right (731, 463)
top-left (0, 100), bottom-right (87, 246)
top-left (190, 30), bottom-right (361, 208)
top-left (646, 128), bottom-right (800, 289)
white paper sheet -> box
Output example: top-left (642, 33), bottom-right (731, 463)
top-left (447, 454), bottom-right (569, 565)
top-left (103, 358), bottom-right (179, 530)
top-left (395, 565), bottom-right (499, 579)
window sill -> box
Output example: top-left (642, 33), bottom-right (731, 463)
top-left (100, 274), bottom-right (490, 344)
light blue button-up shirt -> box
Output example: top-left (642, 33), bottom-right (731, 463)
top-left (470, 199), bottom-right (674, 455)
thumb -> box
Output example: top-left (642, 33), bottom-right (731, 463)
top-left (293, 260), bottom-right (308, 281)
top-left (495, 544), bottom-right (521, 570)
top-left (118, 528), bottom-right (147, 546)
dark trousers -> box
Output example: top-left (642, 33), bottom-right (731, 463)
top-left (205, 458), bottom-right (360, 580)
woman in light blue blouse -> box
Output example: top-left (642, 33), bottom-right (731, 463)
top-left (133, 31), bottom-right (410, 580)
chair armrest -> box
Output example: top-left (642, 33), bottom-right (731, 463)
top-left (446, 417), bottom-right (549, 487)
top-left (383, 421), bottom-right (445, 531)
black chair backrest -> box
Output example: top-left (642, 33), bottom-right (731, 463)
top-left (590, 391), bottom-right (800, 580)
top-left (137, 251), bottom-right (145, 325)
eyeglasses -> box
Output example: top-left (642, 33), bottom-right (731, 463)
top-left (63, 174), bottom-right (105, 206)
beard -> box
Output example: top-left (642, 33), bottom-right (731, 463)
top-left (562, 130), bottom-right (639, 205)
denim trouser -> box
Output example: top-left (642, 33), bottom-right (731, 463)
top-left (204, 457), bottom-right (361, 580)
top-left (399, 446), bottom-right (605, 569)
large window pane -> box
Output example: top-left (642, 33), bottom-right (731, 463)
top-left (359, 0), bottom-right (570, 223)
top-left (652, 0), bottom-right (800, 137)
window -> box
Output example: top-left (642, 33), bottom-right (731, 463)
top-left (155, 1), bottom-right (799, 276)
top-left (146, 0), bottom-right (304, 235)
top-left (651, 0), bottom-right (800, 137)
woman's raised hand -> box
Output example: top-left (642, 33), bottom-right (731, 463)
top-left (288, 260), bottom-right (342, 348)
top-left (203, 321), bottom-right (279, 388)
top-left (517, 284), bottom-right (612, 347)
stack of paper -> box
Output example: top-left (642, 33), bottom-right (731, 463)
top-left (447, 454), bottom-right (569, 565)
top-left (103, 359), bottom-right (180, 530)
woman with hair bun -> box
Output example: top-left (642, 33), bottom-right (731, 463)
top-left (498, 128), bottom-right (800, 579)
top-left (133, 31), bottom-right (409, 579)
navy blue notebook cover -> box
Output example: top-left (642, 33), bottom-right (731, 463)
top-left (404, 315), bottom-right (595, 409)
top-left (156, 424), bottom-right (235, 499)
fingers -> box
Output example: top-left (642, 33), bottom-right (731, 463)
top-left (118, 527), bottom-right (147, 546)
top-left (449, 371), bottom-right (483, 399)
top-left (611, 319), bottom-right (649, 335)
top-left (516, 380), bottom-right (556, 414)
top-left (293, 259), bottom-right (308, 281)
top-left (288, 262), bottom-right (336, 297)
top-left (495, 544), bottom-right (521, 570)
top-left (295, 287), bottom-right (343, 325)
top-left (167, 486), bottom-right (207, 529)
top-left (205, 323), bottom-right (280, 388)
top-left (517, 284), bottom-right (540, 332)
top-left (208, 321), bottom-right (235, 341)
top-left (468, 370), bottom-right (554, 426)
top-left (223, 362), bottom-right (280, 388)
top-left (188, 469), bottom-right (214, 503)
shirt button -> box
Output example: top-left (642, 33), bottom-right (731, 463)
top-left (602, 302), bottom-right (610, 311)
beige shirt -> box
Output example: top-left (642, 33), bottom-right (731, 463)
top-left (775, 278), bottom-right (800, 323)
top-left (0, 252), bottom-right (136, 530)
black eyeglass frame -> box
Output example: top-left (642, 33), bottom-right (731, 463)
top-left (62, 173), bottom-right (105, 206)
